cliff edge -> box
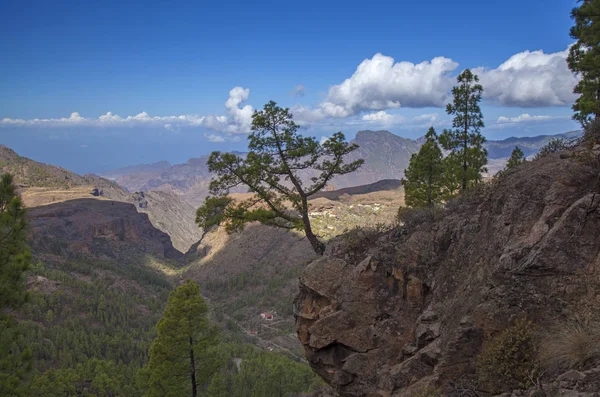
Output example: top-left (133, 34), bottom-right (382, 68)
top-left (295, 146), bottom-right (600, 396)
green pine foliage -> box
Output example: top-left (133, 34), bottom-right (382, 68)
top-left (18, 258), bottom-right (172, 395)
top-left (403, 127), bottom-right (444, 207)
top-left (223, 345), bottom-right (324, 397)
top-left (568, 0), bottom-right (600, 126)
top-left (0, 173), bottom-right (33, 396)
top-left (206, 373), bottom-right (227, 397)
top-left (144, 280), bottom-right (219, 397)
top-left (439, 69), bottom-right (488, 193)
top-left (197, 101), bottom-right (363, 255)
top-left (506, 146), bottom-right (525, 170)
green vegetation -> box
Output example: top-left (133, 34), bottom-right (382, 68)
top-left (144, 280), bottom-right (218, 397)
top-left (15, 258), bottom-right (323, 396)
top-left (476, 318), bottom-right (537, 393)
top-left (402, 70), bottom-right (488, 208)
top-left (439, 69), bottom-right (487, 193)
top-left (196, 101), bottom-right (363, 255)
top-left (568, 0), bottom-right (600, 126)
top-left (403, 127), bottom-right (444, 207)
top-left (0, 173), bottom-right (33, 396)
top-left (506, 146), bottom-right (525, 170)
top-left (534, 138), bottom-right (570, 159)
top-left (19, 258), bottom-right (171, 396)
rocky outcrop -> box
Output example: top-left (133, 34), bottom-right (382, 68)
top-left (295, 149), bottom-right (600, 396)
top-left (27, 198), bottom-right (183, 262)
top-left (132, 190), bottom-right (203, 252)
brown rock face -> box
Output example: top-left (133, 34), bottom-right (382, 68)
top-left (27, 198), bottom-right (183, 262)
top-left (294, 151), bottom-right (600, 396)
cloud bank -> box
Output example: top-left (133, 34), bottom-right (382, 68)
top-left (1, 87), bottom-right (254, 139)
top-left (475, 49), bottom-right (578, 107)
top-left (496, 113), bottom-right (565, 124)
top-left (1, 47), bottom-right (579, 139)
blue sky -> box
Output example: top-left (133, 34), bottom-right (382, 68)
top-left (0, 0), bottom-right (581, 173)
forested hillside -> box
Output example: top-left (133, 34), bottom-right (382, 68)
top-left (0, 187), bottom-right (325, 396)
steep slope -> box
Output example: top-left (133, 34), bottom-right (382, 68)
top-left (0, 144), bottom-right (127, 199)
top-left (183, 180), bottom-right (405, 357)
top-left (0, 145), bottom-right (202, 252)
top-left (98, 161), bottom-right (172, 192)
top-left (27, 198), bottom-right (183, 263)
top-left (295, 146), bottom-right (600, 396)
top-left (130, 190), bottom-right (202, 252)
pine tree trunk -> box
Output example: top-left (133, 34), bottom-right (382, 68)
top-left (189, 337), bottom-right (197, 397)
top-left (463, 102), bottom-right (469, 191)
top-left (301, 196), bottom-right (325, 255)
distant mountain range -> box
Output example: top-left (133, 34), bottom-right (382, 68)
top-left (98, 129), bottom-right (582, 206)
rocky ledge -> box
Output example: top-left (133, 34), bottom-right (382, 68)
top-left (295, 149), bottom-right (600, 396)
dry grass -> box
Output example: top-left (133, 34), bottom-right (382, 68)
top-left (539, 321), bottom-right (600, 371)
top-left (20, 185), bottom-right (107, 207)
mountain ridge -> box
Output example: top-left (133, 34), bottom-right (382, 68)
top-left (99, 129), bottom-right (581, 206)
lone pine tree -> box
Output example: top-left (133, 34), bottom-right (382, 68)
top-left (145, 280), bottom-right (218, 397)
top-left (568, 0), bottom-right (600, 126)
top-left (196, 101), bottom-right (363, 255)
top-left (403, 127), bottom-right (444, 207)
top-left (439, 69), bottom-right (488, 192)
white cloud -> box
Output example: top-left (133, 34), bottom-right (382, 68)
top-left (362, 111), bottom-right (392, 122)
top-left (496, 113), bottom-right (562, 124)
top-left (204, 133), bottom-right (226, 143)
top-left (0, 87), bottom-right (253, 141)
top-left (200, 87), bottom-right (253, 135)
top-left (1, 111), bottom-right (206, 128)
top-left (320, 53), bottom-right (458, 117)
top-left (361, 111), bottom-right (406, 126)
top-left (413, 113), bottom-right (439, 122)
top-left (291, 84), bottom-right (305, 97)
top-left (1, 48), bottom-right (581, 135)
top-left (475, 49), bottom-right (579, 107)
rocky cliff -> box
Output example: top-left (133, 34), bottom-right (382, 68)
top-left (27, 198), bottom-right (183, 263)
top-left (295, 147), bottom-right (600, 396)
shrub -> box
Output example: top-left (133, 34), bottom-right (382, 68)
top-left (341, 223), bottom-right (388, 253)
top-left (534, 137), bottom-right (580, 160)
top-left (476, 318), bottom-right (537, 393)
top-left (539, 321), bottom-right (600, 371)
top-left (583, 118), bottom-right (600, 145)
top-left (397, 206), bottom-right (445, 229)
top-left (415, 386), bottom-right (443, 397)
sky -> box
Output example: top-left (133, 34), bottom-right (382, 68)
top-left (0, 0), bottom-right (582, 174)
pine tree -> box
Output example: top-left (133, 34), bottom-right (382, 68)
top-left (0, 173), bottom-right (33, 396)
top-left (402, 127), bottom-right (444, 207)
top-left (567, 0), bottom-right (600, 126)
top-left (206, 372), bottom-right (227, 397)
top-left (197, 101), bottom-right (363, 255)
top-left (145, 280), bottom-right (218, 397)
top-left (506, 146), bottom-right (525, 170)
top-left (439, 69), bottom-right (488, 193)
